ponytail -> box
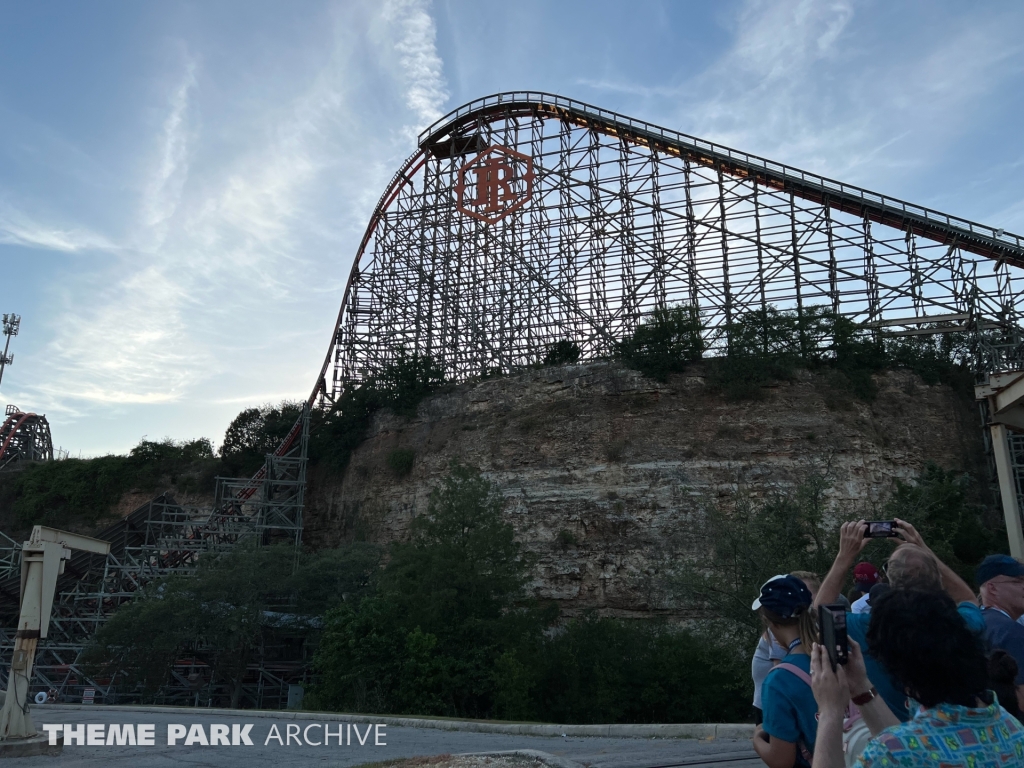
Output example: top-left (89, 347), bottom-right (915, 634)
top-left (796, 605), bottom-right (819, 648)
top-left (760, 604), bottom-right (819, 649)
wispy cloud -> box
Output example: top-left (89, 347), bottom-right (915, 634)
top-left (382, 0), bottom-right (449, 130)
top-left (140, 55), bottom-right (197, 248)
top-left (0, 203), bottom-right (117, 253)
top-left (26, 0), bottom-right (452, 434)
top-left (581, 0), bottom-right (1024, 193)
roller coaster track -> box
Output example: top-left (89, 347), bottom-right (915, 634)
top-left (0, 409), bottom-right (53, 471)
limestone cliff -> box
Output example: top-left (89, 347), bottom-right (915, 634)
top-left (303, 362), bottom-right (985, 619)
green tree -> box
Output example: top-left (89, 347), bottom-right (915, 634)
top-left (883, 464), bottom-right (1007, 584)
top-left (310, 463), bottom-right (541, 717)
top-left (543, 340), bottom-right (581, 366)
top-left (82, 542), bottom-right (379, 706)
top-left (672, 466), bottom-right (839, 634)
top-left (221, 401), bottom-right (303, 475)
top-left (618, 305), bottom-right (704, 382)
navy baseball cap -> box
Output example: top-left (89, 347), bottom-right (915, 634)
top-left (976, 555), bottom-right (1024, 586)
top-left (751, 574), bottom-right (813, 618)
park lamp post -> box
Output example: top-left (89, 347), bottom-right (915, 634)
top-left (0, 526), bottom-right (109, 743)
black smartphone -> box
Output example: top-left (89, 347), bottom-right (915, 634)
top-left (819, 603), bottom-right (849, 671)
top-left (864, 520), bottom-right (899, 538)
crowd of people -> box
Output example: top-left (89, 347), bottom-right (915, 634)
top-left (749, 518), bottom-right (1024, 768)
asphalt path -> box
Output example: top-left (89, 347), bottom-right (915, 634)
top-left (8, 707), bottom-right (760, 768)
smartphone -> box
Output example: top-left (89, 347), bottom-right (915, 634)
top-left (819, 603), bottom-right (849, 671)
top-left (864, 520), bottom-right (899, 538)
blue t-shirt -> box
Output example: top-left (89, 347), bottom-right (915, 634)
top-left (982, 607), bottom-right (1024, 685)
top-left (848, 602), bottom-right (985, 722)
top-left (761, 652), bottom-right (817, 767)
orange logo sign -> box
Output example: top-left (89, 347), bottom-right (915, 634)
top-left (455, 146), bottom-right (534, 224)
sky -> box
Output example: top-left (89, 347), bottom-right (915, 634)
top-left (1, 0), bottom-right (1023, 456)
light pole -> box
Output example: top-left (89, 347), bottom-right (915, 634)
top-left (0, 314), bottom-right (19, 388)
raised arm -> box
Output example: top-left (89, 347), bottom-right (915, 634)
top-left (894, 519), bottom-right (977, 605)
top-left (845, 638), bottom-right (899, 735)
top-left (808, 643), bottom-right (849, 768)
top-left (815, 520), bottom-right (870, 608)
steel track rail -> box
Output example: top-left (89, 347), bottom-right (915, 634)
top-left (418, 91), bottom-right (1024, 267)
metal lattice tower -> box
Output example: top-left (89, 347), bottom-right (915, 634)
top-left (0, 314), bottom-right (18, 389)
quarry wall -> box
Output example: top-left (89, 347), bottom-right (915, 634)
top-left (304, 362), bottom-right (985, 619)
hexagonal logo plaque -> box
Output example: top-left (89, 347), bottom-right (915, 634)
top-left (454, 145), bottom-right (535, 224)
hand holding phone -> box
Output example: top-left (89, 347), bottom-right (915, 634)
top-left (819, 603), bottom-right (849, 671)
top-left (864, 520), bottom-right (900, 539)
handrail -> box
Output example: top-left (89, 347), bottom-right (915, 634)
top-left (419, 91), bottom-right (1024, 264)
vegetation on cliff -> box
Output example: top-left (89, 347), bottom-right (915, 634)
top-left (309, 463), bottom-right (750, 723)
top-left (674, 461), bottom-right (1007, 640)
top-left (0, 437), bottom-right (218, 534)
top-left (617, 303), bottom-right (974, 401)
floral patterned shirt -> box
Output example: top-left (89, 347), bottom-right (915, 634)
top-left (855, 694), bottom-right (1024, 767)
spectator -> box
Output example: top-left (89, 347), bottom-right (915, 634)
top-left (791, 570), bottom-right (821, 600)
top-left (815, 519), bottom-right (983, 721)
top-left (751, 575), bottom-right (819, 768)
top-left (808, 589), bottom-right (1024, 768)
top-left (751, 575), bottom-right (791, 723)
top-left (977, 554), bottom-right (1024, 710)
top-left (988, 650), bottom-right (1023, 723)
top-left (850, 563), bottom-right (880, 614)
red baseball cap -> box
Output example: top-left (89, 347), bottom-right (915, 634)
top-left (853, 562), bottom-right (880, 587)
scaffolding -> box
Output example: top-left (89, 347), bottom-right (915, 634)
top-left (0, 407), bottom-right (310, 707)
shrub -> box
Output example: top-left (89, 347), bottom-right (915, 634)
top-left (0, 437), bottom-right (221, 534)
top-left (618, 305), bottom-right (704, 382)
top-left (497, 616), bottom-right (750, 724)
top-left (308, 351), bottom-right (444, 471)
top-left (387, 448), bottom-right (415, 477)
top-left (543, 340), bottom-right (581, 366)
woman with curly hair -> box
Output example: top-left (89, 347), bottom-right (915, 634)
top-left (809, 589), bottom-right (1024, 767)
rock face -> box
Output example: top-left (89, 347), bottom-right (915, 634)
top-left (303, 362), bottom-right (985, 619)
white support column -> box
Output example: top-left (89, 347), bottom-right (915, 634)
top-left (990, 423), bottom-right (1024, 560)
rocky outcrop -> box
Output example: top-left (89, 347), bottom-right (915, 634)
top-left (304, 362), bottom-right (985, 619)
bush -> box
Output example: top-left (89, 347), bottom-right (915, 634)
top-left (497, 616), bottom-right (750, 724)
top-left (618, 305), bottom-right (704, 382)
top-left (387, 448), bottom-right (415, 477)
top-left (543, 340), bottom-right (581, 366)
top-left (0, 437), bottom-right (221, 534)
top-left (309, 463), bottom-right (540, 717)
top-left (309, 351), bottom-right (444, 471)
top-left (702, 305), bottom-right (972, 402)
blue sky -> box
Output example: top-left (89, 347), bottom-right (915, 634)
top-left (1, 0), bottom-right (1022, 456)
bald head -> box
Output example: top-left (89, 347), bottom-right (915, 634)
top-left (887, 544), bottom-right (942, 591)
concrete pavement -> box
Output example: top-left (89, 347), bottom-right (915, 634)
top-left (5, 705), bottom-right (760, 768)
